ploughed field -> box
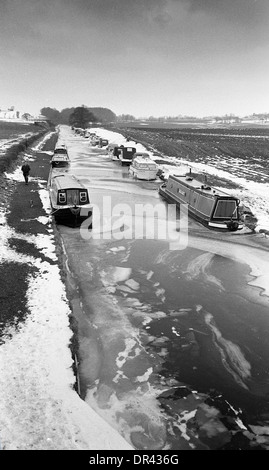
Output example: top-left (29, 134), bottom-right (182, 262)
top-left (112, 126), bottom-right (269, 188)
top-left (0, 121), bottom-right (40, 141)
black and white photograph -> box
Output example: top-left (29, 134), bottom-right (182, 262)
top-left (0, 0), bottom-right (269, 455)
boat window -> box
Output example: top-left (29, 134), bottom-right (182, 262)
top-left (176, 187), bottom-right (186, 196)
top-left (58, 191), bottom-right (66, 204)
top-left (79, 191), bottom-right (88, 203)
top-left (196, 194), bottom-right (214, 216)
top-left (213, 200), bottom-right (237, 218)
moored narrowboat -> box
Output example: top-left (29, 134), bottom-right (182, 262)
top-left (50, 145), bottom-right (70, 168)
top-left (118, 146), bottom-right (137, 165)
top-left (159, 173), bottom-right (243, 231)
top-left (50, 153), bottom-right (70, 168)
top-left (48, 174), bottom-right (93, 225)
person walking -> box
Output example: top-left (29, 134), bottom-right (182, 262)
top-left (21, 162), bottom-right (31, 185)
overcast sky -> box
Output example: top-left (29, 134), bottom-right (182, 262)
top-left (0, 0), bottom-right (268, 117)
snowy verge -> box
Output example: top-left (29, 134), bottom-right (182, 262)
top-left (0, 260), bottom-right (131, 450)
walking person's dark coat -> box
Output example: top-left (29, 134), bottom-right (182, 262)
top-left (21, 163), bottom-right (31, 185)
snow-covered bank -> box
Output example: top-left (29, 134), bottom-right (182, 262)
top-left (0, 132), bottom-right (40, 158)
top-left (0, 133), bottom-right (34, 151)
top-left (0, 251), bottom-right (132, 450)
top-left (89, 127), bottom-right (147, 153)
top-left (0, 133), bottom-right (132, 450)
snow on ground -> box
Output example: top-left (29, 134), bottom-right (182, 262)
top-left (89, 127), bottom-right (149, 153)
top-left (34, 126), bottom-right (269, 449)
top-left (0, 132), bottom-right (37, 155)
top-left (31, 131), bottom-right (55, 151)
top-left (61, 123), bottom-right (269, 244)
top-left (176, 158), bottom-right (269, 232)
top-left (150, 153), bottom-right (269, 232)
top-left (87, 127), bottom-right (269, 233)
top-left (0, 133), bottom-right (132, 450)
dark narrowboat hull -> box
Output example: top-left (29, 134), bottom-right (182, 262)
top-left (52, 205), bottom-right (93, 227)
top-left (159, 183), bottom-right (243, 231)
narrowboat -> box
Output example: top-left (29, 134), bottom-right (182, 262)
top-left (118, 146), bottom-right (136, 166)
top-left (159, 173), bottom-right (243, 231)
top-left (129, 153), bottom-right (158, 180)
top-left (50, 145), bottom-right (70, 168)
top-left (48, 173), bottom-right (93, 225)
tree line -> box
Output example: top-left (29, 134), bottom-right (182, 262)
top-left (40, 106), bottom-right (117, 126)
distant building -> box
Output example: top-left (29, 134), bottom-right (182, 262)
top-left (0, 106), bottom-right (20, 119)
top-left (0, 106), bottom-right (49, 122)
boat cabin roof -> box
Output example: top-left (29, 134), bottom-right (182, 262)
top-left (51, 174), bottom-right (88, 191)
top-left (54, 147), bottom-right (68, 154)
top-left (51, 154), bottom-right (70, 162)
top-left (132, 155), bottom-right (157, 166)
top-left (169, 174), bottom-right (233, 198)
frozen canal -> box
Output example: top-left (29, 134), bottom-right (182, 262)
top-left (56, 126), bottom-right (269, 450)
